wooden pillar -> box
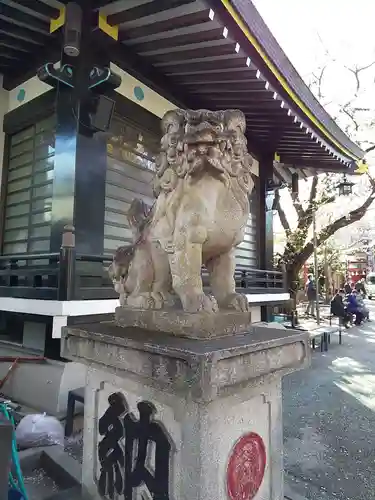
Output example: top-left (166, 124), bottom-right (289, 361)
top-left (258, 152), bottom-right (275, 321)
top-left (50, 2), bottom-right (107, 255)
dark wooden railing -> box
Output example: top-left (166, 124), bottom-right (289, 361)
top-left (0, 226), bottom-right (287, 301)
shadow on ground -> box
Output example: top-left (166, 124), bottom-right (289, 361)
top-left (283, 313), bottom-right (375, 500)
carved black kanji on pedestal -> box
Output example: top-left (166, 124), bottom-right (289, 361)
top-left (98, 392), bottom-right (127, 499)
top-left (124, 401), bottom-right (171, 500)
top-left (97, 393), bottom-right (172, 500)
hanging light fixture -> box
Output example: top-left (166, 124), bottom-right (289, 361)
top-left (337, 174), bottom-right (354, 197)
top-left (63, 2), bottom-right (83, 57)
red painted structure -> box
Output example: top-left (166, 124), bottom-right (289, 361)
top-left (227, 432), bottom-right (266, 500)
top-left (346, 252), bottom-right (367, 285)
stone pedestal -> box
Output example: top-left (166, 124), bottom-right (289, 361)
top-left (115, 306), bottom-right (252, 338)
top-left (61, 321), bottom-right (310, 500)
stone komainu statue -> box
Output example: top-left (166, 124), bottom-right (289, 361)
top-left (108, 109), bottom-right (254, 314)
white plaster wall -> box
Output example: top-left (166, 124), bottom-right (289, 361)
top-left (251, 306), bottom-right (261, 322)
top-left (5, 64), bottom-right (176, 117)
top-left (5, 63), bottom-right (252, 126)
top-left (8, 76), bottom-right (51, 112)
top-left (111, 62), bottom-right (177, 118)
top-left (110, 63), bottom-right (261, 155)
top-left (57, 361), bottom-right (88, 413)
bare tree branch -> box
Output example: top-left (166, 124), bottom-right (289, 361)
top-left (274, 189), bottom-right (291, 235)
top-left (285, 176), bottom-right (320, 248)
top-left (308, 176), bottom-right (319, 206)
top-left (345, 61), bottom-right (375, 94)
top-left (311, 66), bottom-right (327, 101)
top-left (356, 60), bottom-right (375, 73)
top-left (366, 172), bottom-right (375, 190)
top-left (278, 48), bottom-right (375, 293)
top-left (316, 32), bottom-right (333, 60)
top-left (342, 104), bottom-right (360, 131)
top-left (290, 191), bottom-right (304, 218)
top-left (297, 184), bottom-right (375, 266)
top-left (318, 195), bottom-right (336, 206)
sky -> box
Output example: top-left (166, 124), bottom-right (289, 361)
top-left (252, 0), bottom-right (375, 141)
top-left (252, 0), bottom-right (375, 78)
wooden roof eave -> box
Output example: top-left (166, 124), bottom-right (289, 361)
top-left (0, 0), bottom-right (363, 173)
top-left (203, 0), bottom-right (364, 163)
top-left (107, 2), bottom-right (350, 170)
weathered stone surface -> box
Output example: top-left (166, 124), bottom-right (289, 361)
top-left (114, 305), bottom-right (252, 338)
top-left (61, 322), bottom-right (310, 500)
top-left (108, 109), bottom-right (256, 316)
top-left (62, 322), bottom-right (310, 402)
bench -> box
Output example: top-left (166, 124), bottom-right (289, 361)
top-left (309, 328), bottom-right (328, 352)
top-left (286, 321), bottom-right (328, 352)
top-left (329, 314), bottom-right (347, 344)
top-left (65, 387), bottom-right (85, 438)
top-left (311, 325), bottom-right (342, 351)
top-left (291, 320), bottom-right (343, 352)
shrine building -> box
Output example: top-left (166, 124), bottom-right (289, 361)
top-left (0, 0), bottom-right (364, 360)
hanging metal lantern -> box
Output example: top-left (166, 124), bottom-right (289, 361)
top-left (337, 174), bottom-right (354, 197)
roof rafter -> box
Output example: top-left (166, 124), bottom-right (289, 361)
top-left (0, 4), bottom-right (50, 34)
top-left (107, 0), bottom-right (196, 26)
top-left (8, 0), bottom-right (60, 20)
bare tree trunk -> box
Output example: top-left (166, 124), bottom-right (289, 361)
top-left (324, 245), bottom-right (329, 303)
top-left (278, 182), bottom-right (375, 289)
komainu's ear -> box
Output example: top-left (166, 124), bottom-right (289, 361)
top-left (161, 109), bottom-right (185, 135)
top-left (127, 198), bottom-right (149, 228)
top-left (224, 109), bottom-right (246, 134)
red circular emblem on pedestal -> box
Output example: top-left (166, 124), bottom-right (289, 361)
top-left (226, 432), bottom-right (266, 500)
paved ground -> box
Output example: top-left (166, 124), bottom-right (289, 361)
top-left (283, 301), bottom-right (375, 500)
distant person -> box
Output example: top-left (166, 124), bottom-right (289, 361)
top-left (356, 291), bottom-right (370, 321)
top-left (355, 278), bottom-right (367, 297)
top-left (330, 289), bottom-right (351, 328)
top-left (305, 274), bottom-right (316, 317)
top-left (346, 290), bottom-right (364, 326)
top-left (344, 281), bottom-right (352, 295)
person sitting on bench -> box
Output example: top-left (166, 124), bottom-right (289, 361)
top-left (356, 291), bottom-right (371, 321)
top-left (347, 290), bottom-right (364, 326)
top-left (331, 289), bottom-right (351, 328)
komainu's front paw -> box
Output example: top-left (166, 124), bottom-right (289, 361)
top-left (158, 291), bottom-right (178, 308)
top-left (127, 293), bottom-right (155, 310)
top-left (223, 293), bottom-right (249, 312)
top-left (150, 291), bottom-right (165, 310)
top-left (182, 293), bottom-right (219, 313)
